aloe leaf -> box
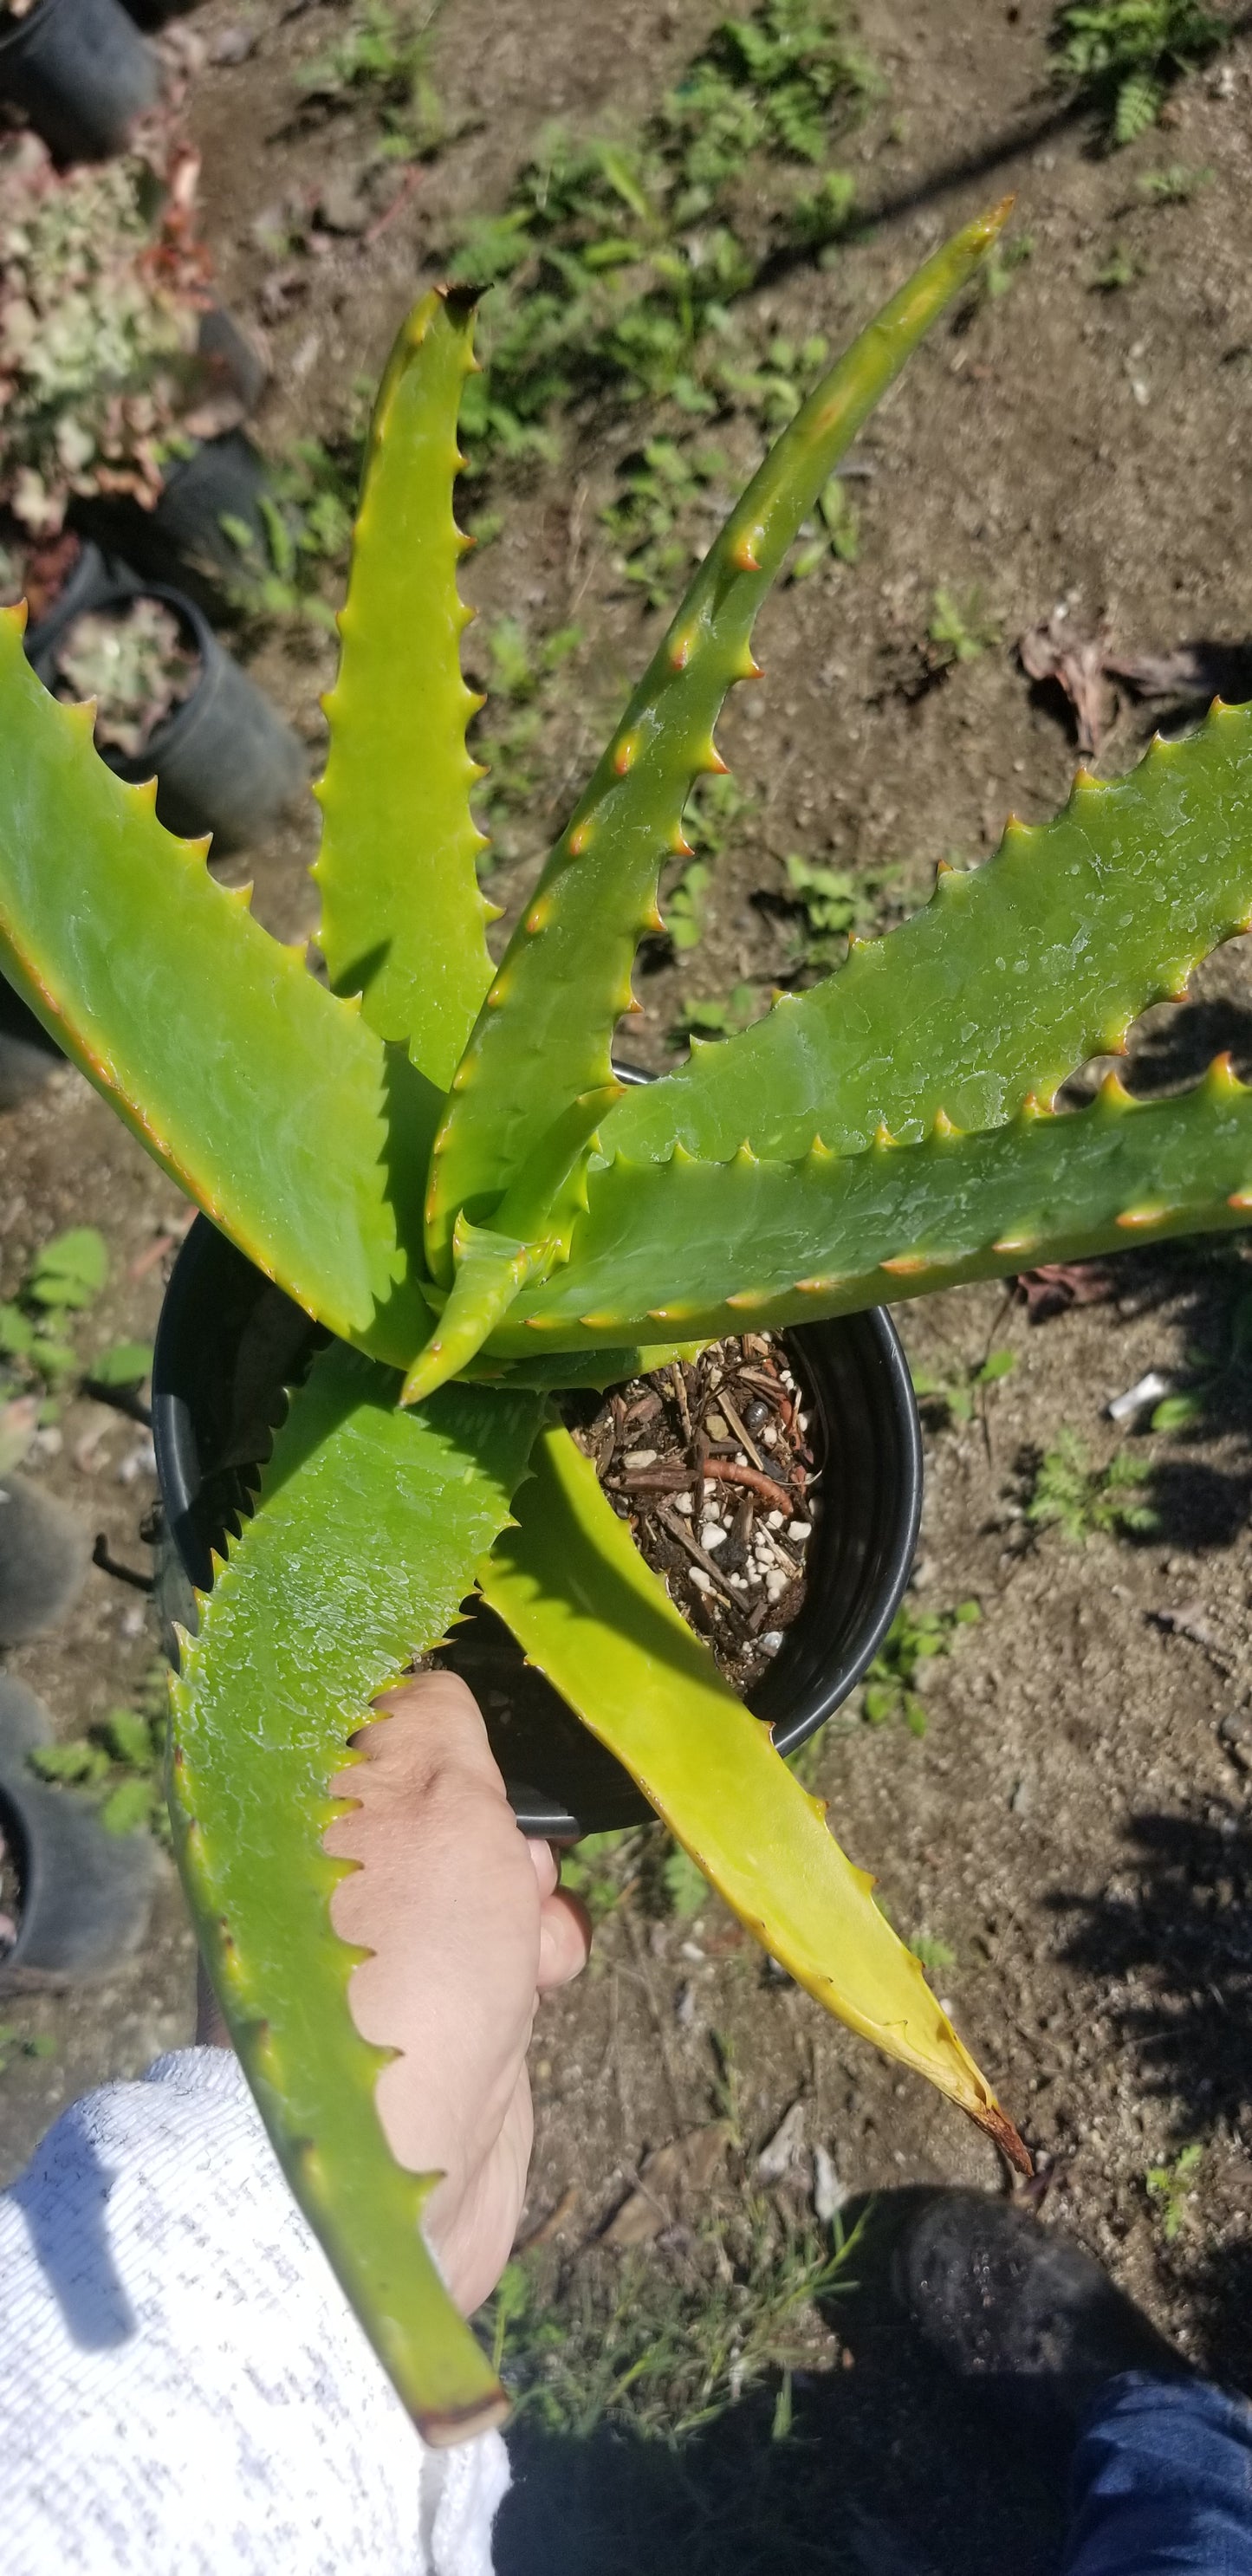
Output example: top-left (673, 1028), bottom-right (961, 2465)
top-left (479, 1424), bottom-right (1027, 2168)
top-left (424, 204), bottom-right (1010, 1279)
top-left (314, 287), bottom-right (496, 1087)
top-left (603, 705), bottom-right (1252, 1170)
top-left (400, 1217), bottom-right (542, 1405)
top-left (0, 612), bottom-right (431, 1346)
top-left (170, 1341), bottom-right (542, 2440)
top-left (486, 1059), bottom-right (1252, 1355)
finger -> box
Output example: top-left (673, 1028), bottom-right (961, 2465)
top-left (527, 1837), bottom-right (560, 1901)
top-left (536, 1886), bottom-right (592, 1991)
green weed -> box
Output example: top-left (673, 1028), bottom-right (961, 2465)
top-left (908, 1930), bottom-right (957, 1975)
top-left (0, 2026), bottom-right (56, 2075)
top-left (1146, 2141), bottom-right (1203, 2240)
top-left (911, 1347), bottom-right (1015, 1429)
top-left (1052, 2), bottom-right (1225, 145)
top-left (447, 0), bottom-right (874, 468)
top-left (671, 983), bottom-right (761, 1044)
top-left (861, 1598), bottom-right (981, 1736)
top-left (28, 1667), bottom-right (169, 1841)
top-left (0, 1226), bottom-right (111, 1414)
top-left (927, 585), bottom-right (1000, 669)
top-left (788, 470), bottom-right (860, 580)
top-left (1026, 1429), bottom-right (1158, 1543)
top-left (485, 2194), bottom-right (866, 2442)
top-left (296, 1), bottom-right (444, 159)
top-left (559, 1827), bottom-right (639, 1921)
top-left (1091, 243), bottom-right (1140, 289)
top-left (1137, 160), bottom-right (1212, 198)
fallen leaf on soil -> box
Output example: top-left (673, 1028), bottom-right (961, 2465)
top-left (756, 2098), bottom-right (806, 2182)
top-left (1014, 1260), bottom-right (1117, 1322)
top-left (1019, 607), bottom-right (1115, 756)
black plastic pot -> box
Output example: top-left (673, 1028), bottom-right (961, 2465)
top-left (30, 581), bottom-right (307, 852)
top-left (23, 536), bottom-right (136, 665)
top-left (152, 1217), bottom-right (922, 1838)
top-left (148, 427), bottom-right (271, 582)
top-left (0, 1677), bottom-right (157, 1992)
top-left (0, 0), bottom-right (158, 163)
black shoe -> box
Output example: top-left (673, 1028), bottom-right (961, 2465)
top-left (893, 2189), bottom-right (1191, 2436)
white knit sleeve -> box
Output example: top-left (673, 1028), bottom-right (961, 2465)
top-left (0, 2047), bottom-right (509, 2576)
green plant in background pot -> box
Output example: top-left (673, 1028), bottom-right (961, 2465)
top-left (3, 202), bottom-right (1252, 2436)
top-left (0, 128), bottom-right (221, 537)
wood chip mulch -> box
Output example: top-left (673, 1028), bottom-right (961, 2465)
top-left (568, 1332), bottom-right (818, 1694)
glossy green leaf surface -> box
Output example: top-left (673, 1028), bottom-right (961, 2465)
top-left (401, 1217), bottom-right (541, 1405)
top-left (486, 1059), bottom-right (1252, 1355)
top-left (0, 611), bottom-right (425, 1345)
top-left (602, 706), bottom-right (1252, 1169)
top-left (170, 1342), bottom-right (542, 2440)
top-left (425, 205), bottom-right (1009, 1279)
top-left (479, 1424), bottom-right (1026, 2168)
top-left (314, 288), bottom-right (496, 1088)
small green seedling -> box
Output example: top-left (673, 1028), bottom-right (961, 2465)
top-left (1137, 162), bottom-right (1212, 201)
top-left (29, 1677), bottom-right (168, 1840)
top-left (1052, 1), bottom-right (1225, 143)
top-left (0, 2026), bottom-right (56, 2075)
top-left (296, 1), bottom-right (444, 159)
top-left (862, 1599), bottom-right (981, 1736)
top-left (671, 983), bottom-right (761, 1045)
top-left (911, 1348), bottom-right (1015, 1428)
top-left (1146, 2141), bottom-right (1203, 2240)
top-left (10, 201), bottom-right (1252, 2436)
top-left (928, 585), bottom-right (999, 669)
top-left (1027, 1431), bottom-right (1158, 1544)
top-left (1092, 244), bottom-right (1140, 292)
top-left (0, 1226), bottom-right (110, 1411)
top-left (909, 1931), bottom-right (957, 1976)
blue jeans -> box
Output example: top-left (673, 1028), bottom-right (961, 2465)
top-left (1064, 2372), bottom-right (1252, 2574)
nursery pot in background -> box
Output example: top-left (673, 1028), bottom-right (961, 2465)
top-left (152, 1217), bottom-right (923, 1839)
top-left (0, 0), bottom-right (158, 162)
top-left (29, 581), bottom-right (306, 853)
top-left (0, 1677), bottom-right (157, 1991)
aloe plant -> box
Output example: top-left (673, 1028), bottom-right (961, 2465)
top-left (3, 202), bottom-right (1252, 2439)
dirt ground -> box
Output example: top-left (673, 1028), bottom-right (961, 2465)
top-left (6, 2), bottom-right (1252, 2567)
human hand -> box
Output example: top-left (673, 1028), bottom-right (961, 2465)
top-left (321, 1670), bottom-right (591, 2313)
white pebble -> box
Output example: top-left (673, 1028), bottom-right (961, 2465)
top-left (762, 1424), bottom-right (778, 1446)
top-left (729, 1572), bottom-right (747, 1590)
top-left (673, 1492), bottom-right (693, 1515)
top-left (767, 1509), bottom-right (784, 1530)
top-left (624, 1447), bottom-right (658, 1469)
top-left (700, 1523), bottom-right (727, 1550)
top-left (765, 1570), bottom-right (787, 1601)
top-left (787, 1520), bottom-right (812, 1542)
top-left (759, 1629), bottom-right (784, 1654)
top-left (690, 1567), bottom-right (713, 1593)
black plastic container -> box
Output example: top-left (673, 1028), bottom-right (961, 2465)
top-left (29, 581), bottom-right (306, 852)
top-left (0, 0), bottom-right (158, 162)
top-left (152, 1218), bottom-right (923, 1838)
top-left (0, 1677), bottom-right (157, 1992)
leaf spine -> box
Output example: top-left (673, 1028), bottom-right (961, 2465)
top-left (1116, 1202), bottom-right (1169, 1230)
top-left (730, 529), bottom-right (763, 573)
top-left (880, 1254), bottom-right (930, 1276)
top-left (568, 821), bottom-right (593, 855)
top-left (613, 734), bottom-right (640, 777)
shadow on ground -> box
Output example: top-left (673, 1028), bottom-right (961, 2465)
top-left (1054, 1801), bottom-right (1252, 2391)
top-left (496, 2195), bottom-right (1069, 2576)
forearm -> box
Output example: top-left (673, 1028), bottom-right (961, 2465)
top-left (0, 2048), bottom-right (508, 2576)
